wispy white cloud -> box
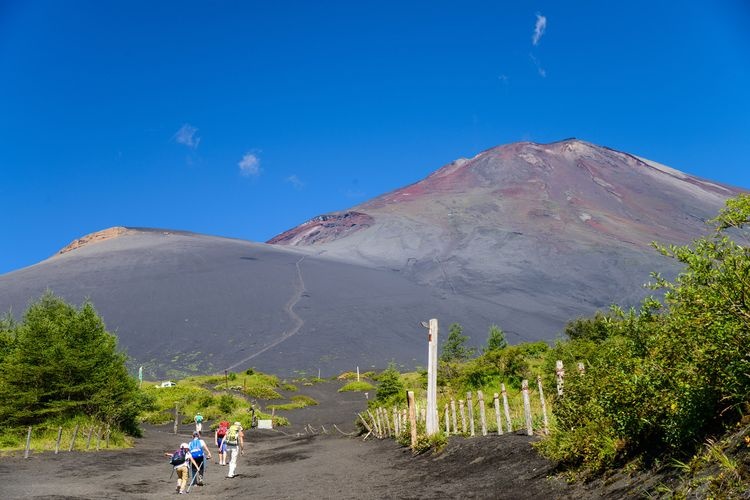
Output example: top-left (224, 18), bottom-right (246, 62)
top-left (173, 124), bottom-right (200, 149)
top-left (530, 53), bottom-right (547, 78)
top-left (285, 174), bottom-right (304, 190)
top-left (238, 152), bottom-right (261, 176)
top-left (532, 13), bottom-right (547, 46)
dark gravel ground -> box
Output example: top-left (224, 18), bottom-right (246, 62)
top-left (0, 381), bottom-right (654, 499)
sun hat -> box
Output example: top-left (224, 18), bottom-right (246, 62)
top-left (192, 431), bottom-right (200, 437)
top-left (234, 421), bottom-right (241, 426)
top-left (180, 442), bottom-right (189, 448)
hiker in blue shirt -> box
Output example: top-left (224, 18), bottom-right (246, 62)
top-left (188, 431), bottom-right (212, 486)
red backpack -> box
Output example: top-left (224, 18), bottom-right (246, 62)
top-left (217, 421), bottom-right (229, 437)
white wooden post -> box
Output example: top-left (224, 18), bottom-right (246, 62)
top-left (459, 399), bottom-right (467, 434)
top-left (555, 360), bottom-right (565, 396)
top-left (368, 409), bottom-right (381, 438)
top-left (537, 376), bottom-right (549, 435)
top-left (478, 391), bottom-right (488, 436)
top-left (501, 383), bottom-right (512, 433)
top-left (357, 366), bottom-right (360, 382)
top-left (393, 406), bottom-right (400, 436)
top-left (444, 404), bottom-right (450, 434)
top-left (24, 426), bottom-right (32, 458)
top-left (451, 399), bottom-right (457, 435)
top-left (425, 318), bottom-right (439, 436)
top-left (407, 391), bottom-right (418, 450)
top-left (522, 380), bottom-right (533, 436)
top-left (467, 392), bottom-right (475, 437)
top-left (493, 393), bottom-right (503, 435)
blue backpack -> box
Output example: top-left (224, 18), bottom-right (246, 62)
top-left (189, 438), bottom-right (204, 458)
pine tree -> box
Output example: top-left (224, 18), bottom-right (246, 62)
top-left (485, 324), bottom-right (507, 352)
top-left (375, 362), bottom-right (405, 403)
top-left (440, 322), bottom-right (475, 362)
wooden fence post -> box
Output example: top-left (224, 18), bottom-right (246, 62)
top-left (537, 376), bottom-right (549, 435)
top-left (55, 426), bottom-right (63, 454)
top-left (501, 384), bottom-right (512, 433)
top-left (577, 361), bottom-right (586, 374)
top-left (393, 407), bottom-right (399, 436)
top-left (24, 426), bottom-right (32, 459)
top-left (451, 400), bottom-right (457, 435)
top-left (358, 413), bottom-right (373, 439)
top-left (444, 404), bottom-right (450, 434)
top-left (493, 393), bottom-right (503, 435)
top-left (407, 391), bottom-right (417, 450)
top-left (85, 426), bottom-right (94, 450)
top-left (367, 409), bottom-right (380, 438)
top-left (105, 424), bottom-right (111, 449)
top-left (466, 392), bottom-right (475, 437)
top-left (477, 391), bottom-right (488, 436)
top-left (95, 426), bottom-right (102, 450)
top-left (555, 360), bottom-right (565, 396)
top-left (69, 424), bottom-right (79, 452)
top-left (173, 404), bottom-right (179, 434)
top-left (459, 399), bottom-right (467, 434)
top-left (522, 380), bottom-right (533, 436)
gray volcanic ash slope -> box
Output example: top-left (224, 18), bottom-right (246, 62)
top-left (0, 229), bottom-right (507, 377)
top-left (1, 139), bottom-right (745, 377)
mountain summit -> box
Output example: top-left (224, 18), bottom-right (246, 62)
top-left (0, 139), bottom-right (743, 377)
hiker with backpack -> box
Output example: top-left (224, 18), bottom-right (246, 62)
top-left (188, 431), bottom-right (212, 486)
top-left (165, 442), bottom-right (200, 494)
top-left (215, 420), bottom-right (230, 466)
top-left (224, 421), bottom-right (244, 478)
top-left (194, 412), bottom-right (203, 433)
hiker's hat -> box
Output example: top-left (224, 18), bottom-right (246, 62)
top-left (234, 421), bottom-right (241, 426)
top-left (180, 442), bottom-right (189, 449)
top-left (192, 431), bottom-right (200, 437)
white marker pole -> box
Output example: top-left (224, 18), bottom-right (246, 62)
top-left (425, 318), bottom-right (439, 436)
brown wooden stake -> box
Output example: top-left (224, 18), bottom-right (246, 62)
top-left (407, 391), bottom-right (418, 450)
top-left (24, 426), bottom-right (32, 459)
top-left (501, 384), bottom-right (512, 433)
top-left (173, 404), bottom-right (179, 434)
top-left (95, 426), bottom-right (102, 450)
top-left (522, 380), bottom-right (533, 436)
top-left (105, 425), bottom-right (111, 448)
top-left (537, 376), bottom-right (549, 435)
top-left (477, 391), bottom-right (488, 436)
top-left (393, 407), bottom-right (400, 436)
top-left (493, 393), bottom-right (503, 435)
top-left (55, 426), bottom-right (63, 454)
top-left (358, 413), bottom-right (373, 440)
top-left (367, 409), bottom-right (380, 438)
top-left (69, 424), bottom-right (79, 452)
top-left (85, 426), bottom-right (94, 450)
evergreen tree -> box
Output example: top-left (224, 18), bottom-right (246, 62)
top-left (0, 292), bottom-right (144, 434)
top-left (440, 322), bottom-right (475, 362)
top-left (375, 362), bottom-right (405, 403)
top-left (484, 324), bottom-right (507, 352)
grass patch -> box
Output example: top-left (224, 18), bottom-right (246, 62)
top-left (266, 395), bottom-right (319, 411)
top-left (339, 381), bottom-right (375, 392)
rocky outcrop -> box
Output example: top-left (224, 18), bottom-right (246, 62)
top-left (57, 226), bottom-right (131, 255)
top-left (267, 211), bottom-right (374, 245)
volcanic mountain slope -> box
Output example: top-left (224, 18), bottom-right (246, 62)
top-left (0, 229), bottom-right (507, 378)
top-left (269, 138), bottom-right (745, 332)
top-left (0, 139), bottom-right (744, 378)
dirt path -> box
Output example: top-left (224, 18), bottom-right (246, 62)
top-left (225, 255), bottom-right (307, 372)
top-left (0, 381), bottom-right (612, 499)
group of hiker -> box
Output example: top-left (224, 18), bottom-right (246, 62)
top-left (165, 413), bottom-right (245, 494)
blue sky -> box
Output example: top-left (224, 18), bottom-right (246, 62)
top-left (1, 1), bottom-right (748, 275)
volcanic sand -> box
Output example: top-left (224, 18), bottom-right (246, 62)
top-left (0, 381), bottom-right (596, 499)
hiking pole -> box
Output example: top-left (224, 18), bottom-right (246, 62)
top-left (186, 464), bottom-right (199, 493)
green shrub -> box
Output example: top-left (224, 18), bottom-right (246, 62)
top-left (339, 381), bottom-right (375, 392)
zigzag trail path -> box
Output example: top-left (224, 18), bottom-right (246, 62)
top-left (0, 381), bottom-right (638, 499)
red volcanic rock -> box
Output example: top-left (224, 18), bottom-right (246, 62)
top-left (267, 211), bottom-right (374, 246)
